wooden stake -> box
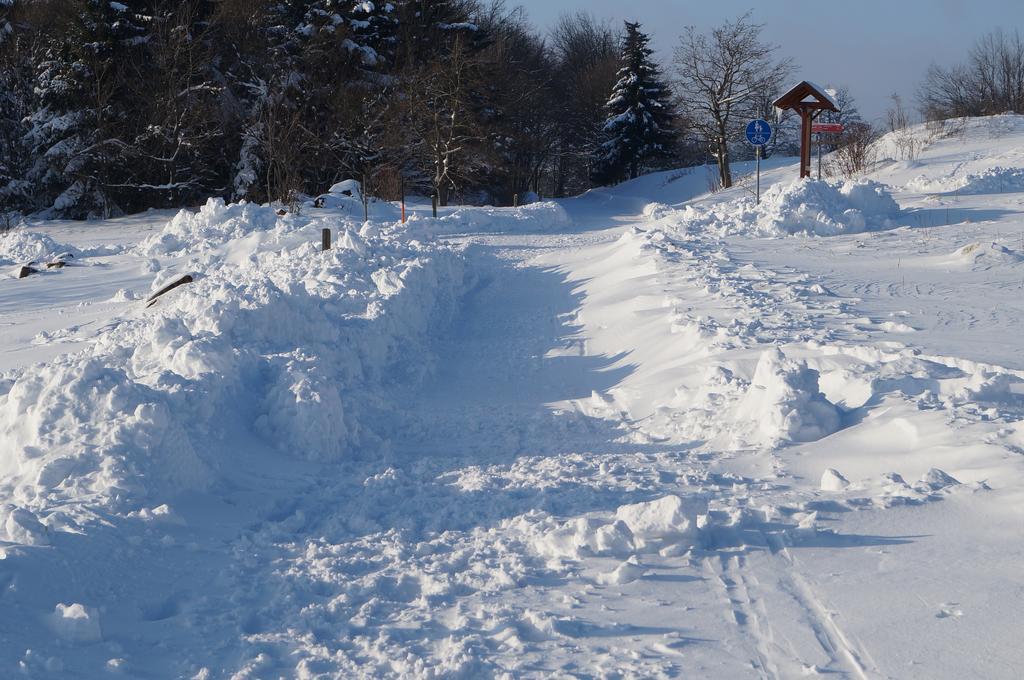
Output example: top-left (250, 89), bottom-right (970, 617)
top-left (322, 228), bottom-right (331, 251)
top-left (145, 274), bottom-right (194, 308)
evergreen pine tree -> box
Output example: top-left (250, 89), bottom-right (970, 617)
top-left (0, 0), bottom-right (32, 211)
top-left (26, 0), bottom-right (148, 217)
top-left (592, 21), bottom-right (677, 185)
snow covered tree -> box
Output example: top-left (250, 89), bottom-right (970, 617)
top-left (127, 0), bottom-right (228, 208)
top-left (25, 0), bottom-right (149, 217)
top-left (0, 0), bottom-right (33, 212)
top-left (591, 21), bottom-right (677, 185)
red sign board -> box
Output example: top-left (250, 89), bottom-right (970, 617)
top-left (812, 123), bottom-right (844, 134)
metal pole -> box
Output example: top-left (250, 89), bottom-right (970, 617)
top-left (756, 145), bottom-right (761, 205)
top-left (817, 133), bottom-right (822, 180)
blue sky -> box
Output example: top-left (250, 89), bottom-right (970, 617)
top-left (513, 0), bottom-right (1024, 123)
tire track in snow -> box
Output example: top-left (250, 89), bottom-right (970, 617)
top-left (705, 532), bottom-right (883, 680)
top-left (707, 552), bottom-right (778, 679)
top-left (762, 532), bottom-right (881, 680)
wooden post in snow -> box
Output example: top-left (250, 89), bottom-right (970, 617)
top-left (400, 176), bottom-right (406, 224)
top-left (431, 193), bottom-right (437, 218)
top-left (362, 172), bottom-right (368, 222)
top-left (322, 228), bottom-right (331, 251)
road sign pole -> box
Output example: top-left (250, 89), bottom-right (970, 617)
top-left (817, 133), bottom-right (822, 180)
top-left (756, 145), bottom-right (761, 205)
top-left (745, 118), bottom-right (773, 202)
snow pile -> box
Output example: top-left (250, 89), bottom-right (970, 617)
top-left (0, 228), bottom-right (77, 265)
top-left (535, 494), bottom-right (707, 561)
top-left (731, 348), bottom-right (841, 448)
top-left (669, 178), bottom-right (900, 238)
top-left (949, 166), bottom-right (1024, 194)
top-left (953, 241), bottom-right (1024, 269)
top-left (137, 198), bottom-right (284, 256)
top-left (750, 178), bottom-right (900, 236)
top-left (909, 166), bottom-right (1024, 195)
top-left (426, 200), bottom-right (572, 235)
top-left (0, 201), bottom-right (469, 528)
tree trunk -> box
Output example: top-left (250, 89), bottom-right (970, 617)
top-left (716, 120), bottom-right (732, 188)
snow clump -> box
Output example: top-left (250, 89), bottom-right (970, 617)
top-left (731, 347), bottom-right (841, 447)
top-left (137, 198), bottom-right (283, 256)
top-left (672, 178), bottom-right (900, 237)
top-left (0, 228), bottom-right (76, 265)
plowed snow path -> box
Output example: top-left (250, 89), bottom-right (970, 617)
top-left (6, 138), bottom-right (1024, 678)
top-left (198, 224), bottom-right (899, 678)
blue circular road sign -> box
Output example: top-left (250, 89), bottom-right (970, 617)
top-left (745, 119), bottom-right (773, 146)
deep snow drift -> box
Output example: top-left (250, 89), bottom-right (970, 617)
top-left (1, 116), bottom-right (1023, 678)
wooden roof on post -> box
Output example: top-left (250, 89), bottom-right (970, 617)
top-left (773, 81), bottom-right (840, 112)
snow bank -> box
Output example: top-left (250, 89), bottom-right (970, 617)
top-left (947, 166), bottom-right (1024, 194)
top-left (668, 179), bottom-right (900, 238)
top-left (0, 228), bottom-right (77, 265)
top-left (137, 198), bottom-right (283, 256)
top-left (909, 166), bottom-right (1024, 195)
top-left (424, 200), bottom-right (572, 235)
top-left (0, 200), bottom-right (469, 531)
top-left (953, 241), bottom-right (1024, 269)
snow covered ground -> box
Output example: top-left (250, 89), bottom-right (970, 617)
top-left (1, 117), bottom-right (1023, 678)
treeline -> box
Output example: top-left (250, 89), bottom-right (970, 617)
top-left (0, 0), bottom-right (694, 218)
top-left (2, 1), bottom-right (818, 219)
top-left (919, 29), bottom-right (1024, 121)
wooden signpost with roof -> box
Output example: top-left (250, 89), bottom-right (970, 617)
top-left (773, 81), bottom-right (839, 179)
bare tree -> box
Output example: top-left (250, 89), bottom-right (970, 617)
top-left (826, 121), bottom-right (877, 178)
top-left (886, 93), bottom-right (923, 160)
top-left (673, 12), bottom-right (791, 188)
top-left (919, 28), bottom-right (1024, 120)
top-left (548, 11), bottom-right (619, 195)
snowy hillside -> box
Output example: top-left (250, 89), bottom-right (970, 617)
top-left (1, 117), bottom-right (1024, 678)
